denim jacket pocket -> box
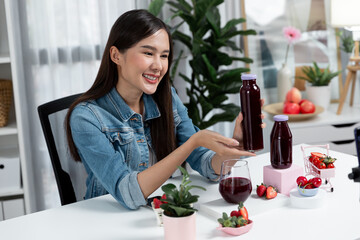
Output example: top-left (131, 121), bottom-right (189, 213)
top-left (108, 130), bottom-right (136, 166)
top-left (109, 130), bottom-right (134, 145)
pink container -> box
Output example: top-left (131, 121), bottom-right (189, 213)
top-left (163, 213), bottom-right (196, 240)
top-left (263, 164), bottom-right (304, 196)
top-left (217, 219), bottom-right (253, 236)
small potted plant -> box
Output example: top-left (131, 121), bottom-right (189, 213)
top-left (297, 62), bottom-right (341, 110)
top-left (159, 166), bottom-right (206, 240)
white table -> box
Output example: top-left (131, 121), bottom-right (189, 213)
top-left (0, 144), bottom-right (359, 240)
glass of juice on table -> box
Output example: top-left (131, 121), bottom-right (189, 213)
top-left (219, 159), bottom-right (252, 204)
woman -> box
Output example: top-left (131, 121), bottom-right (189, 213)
top-left (65, 9), bottom-right (263, 209)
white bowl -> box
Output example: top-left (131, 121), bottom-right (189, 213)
top-left (297, 186), bottom-right (319, 197)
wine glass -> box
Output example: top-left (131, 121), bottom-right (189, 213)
top-left (219, 159), bottom-right (252, 204)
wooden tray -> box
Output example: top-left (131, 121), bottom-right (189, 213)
top-left (263, 102), bottom-right (324, 122)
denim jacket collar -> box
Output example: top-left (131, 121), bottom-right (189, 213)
top-left (108, 87), bottom-right (160, 122)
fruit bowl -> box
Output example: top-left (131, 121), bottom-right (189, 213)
top-left (297, 186), bottom-right (319, 197)
top-left (263, 103), bottom-right (324, 122)
top-left (217, 220), bottom-right (253, 236)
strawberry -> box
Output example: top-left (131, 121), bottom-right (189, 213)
top-left (236, 216), bottom-right (248, 226)
top-left (153, 198), bottom-right (162, 208)
top-left (256, 183), bottom-right (267, 197)
top-left (266, 186), bottom-right (277, 199)
top-left (230, 210), bottom-right (240, 217)
top-left (238, 202), bottom-right (248, 220)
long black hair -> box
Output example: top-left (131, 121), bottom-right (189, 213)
top-left (65, 9), bottom-right (176, 162)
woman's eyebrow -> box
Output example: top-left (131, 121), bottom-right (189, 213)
top-left (140, 45), bottom-right (170, 53)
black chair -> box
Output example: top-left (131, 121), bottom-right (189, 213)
top-left (38, 93), bottom-right (85, 205)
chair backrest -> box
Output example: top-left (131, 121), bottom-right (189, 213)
top-left (38, 93), bottom-right (85, 205)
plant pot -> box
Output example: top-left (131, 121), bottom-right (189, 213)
top-left (163, 212), bottom-right (196, 240)
top-left (277, 64), bottom-right (293, 102)
top-left (306, 85), bottom-right (331, 110)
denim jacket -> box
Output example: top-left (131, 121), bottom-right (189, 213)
top-left (70, 87), bottom-right (218, 209)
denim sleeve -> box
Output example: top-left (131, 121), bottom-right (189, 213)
top-left (70, 104), bottom-right (146, 209)
top-left (171, 88), bottom-right (219, 181)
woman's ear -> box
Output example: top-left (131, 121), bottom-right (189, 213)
top-left (110, 46), bottom-right (121, 65)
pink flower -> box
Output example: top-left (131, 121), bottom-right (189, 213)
top-left (283, 26), bottom-right (301, 65)
top-left (283, 26), bottom-right (301, 43)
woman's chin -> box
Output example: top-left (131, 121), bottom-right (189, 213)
top-left (142, 85), bottom-right (158, 95)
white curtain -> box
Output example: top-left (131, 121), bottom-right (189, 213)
top-left (15, 0), bottom-right (150, 211)
top-left (14, 0), bottom-right (243, 211)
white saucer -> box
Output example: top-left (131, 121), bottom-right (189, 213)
top-left (289, 188), bottom-right (326, 209)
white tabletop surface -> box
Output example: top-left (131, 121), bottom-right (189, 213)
top-left (1, 144), bottom-right (360, 240)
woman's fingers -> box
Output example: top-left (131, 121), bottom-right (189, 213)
top-left (232, 113), bottom-right (243, 141)
top-left (195, 130), bottom-right (255, 157)
top-left (216, 142), bottom-right (256, 156)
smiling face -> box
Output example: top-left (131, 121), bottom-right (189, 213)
top-left (113, 29), bottom-right (170, 100)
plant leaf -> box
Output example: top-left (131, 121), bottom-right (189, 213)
top-left (171, 50), bottom-right (184, 81)
top-left (221, 18), bottom-right (245, 36)
top-left (172, 30), bottom-right (192, 50)
top-left (168, 205), bottom-right (195, 217)
top-left (205, 7), bottom-right (221, 37)
top-left (148, 0), bottom-right (165, 16)
top-left (162, 183), bottom-right (177, 193)
top-left (201, 54), bottom-right (217, 82)
top-left (232, 57), bottom-right (253, 63)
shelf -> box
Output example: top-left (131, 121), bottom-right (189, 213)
top-left (0, 53), bottom-right (10, 64)
top-left (0, 121), bottom-right (18, 136)
top-left (0, 188), bottom-right (24, 198)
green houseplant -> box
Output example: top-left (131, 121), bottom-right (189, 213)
top-left (297, 62), bottom-right (341, 109)
top-left (337, 31), bottom-right (354, 54)
top-left (297, 62), bottom-right (341, 86)
top-left (160, 166), bottom-right (206, 217)
top-left (159, 166), bottom-right (206, 240)
top-left (149, 0), bottom-right (256, 129)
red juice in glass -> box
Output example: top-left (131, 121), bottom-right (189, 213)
top-left (240, 74), bottom-right (263, 152)
top-left (219, 177), bottom-right (252, 203)
top-left (270, 115), bottom-right (292, 169)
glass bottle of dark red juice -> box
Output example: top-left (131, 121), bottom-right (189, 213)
top-left (240, 73), bottom-right (263, 152)
top-left (270, 115), bottom-right (292, 169)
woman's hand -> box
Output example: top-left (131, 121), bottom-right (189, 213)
top-left (190, 129), bottom-right (256, 157)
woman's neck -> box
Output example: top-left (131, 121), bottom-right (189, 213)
top-left (116, 84), bottom-right (143, 115)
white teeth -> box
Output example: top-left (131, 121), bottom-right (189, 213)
top-left (143, 74), bottom-right (157, 81)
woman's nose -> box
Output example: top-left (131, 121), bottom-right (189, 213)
top-left (151, 56), bottom-right (163, 71)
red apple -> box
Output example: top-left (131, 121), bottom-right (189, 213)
top-left (298, 99), bottom-right (307, 105)
top-left (283, 102), bottom-right (300, 114)
top-left (285, 87), bottom-right (302, 104)
top-left (300, 100), bottom-right (315, 114)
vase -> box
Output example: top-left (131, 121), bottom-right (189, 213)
top-left (306, 85), bottom-right (331, 110)
top-left (163, 212), bottom-right (196, 240)
top-left (277, 64), bottom-right (292, 102)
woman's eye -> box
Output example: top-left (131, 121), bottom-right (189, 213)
top-left (161, 54), bottom-right (169, 59)
top-left (144, 52), bottom-right (153, 56)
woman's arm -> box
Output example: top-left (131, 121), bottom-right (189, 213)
top-left (137, 129), bottom-right (255, 198)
